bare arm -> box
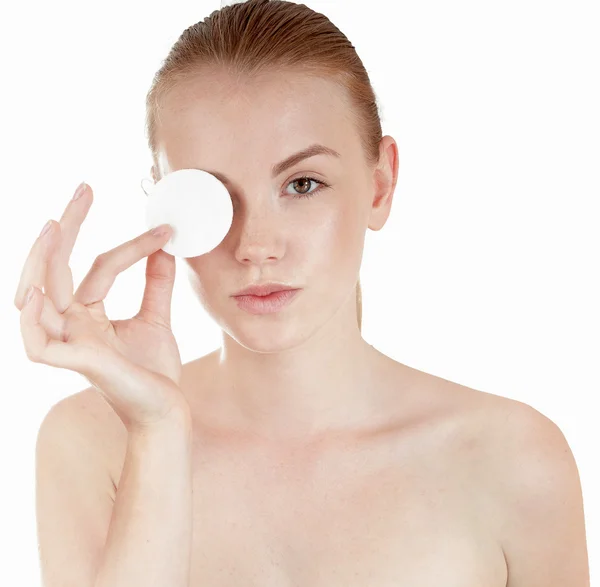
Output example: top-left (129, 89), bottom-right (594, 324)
top-left (36, 397), bottom-right (194, 587)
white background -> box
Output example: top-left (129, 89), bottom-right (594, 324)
top-left (1, 0), bottom-right (598, 584)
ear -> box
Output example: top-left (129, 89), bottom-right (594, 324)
top-left (150, 166), bottom-right (158, 184)
top-left (367, 135), bottom-right (399, 231)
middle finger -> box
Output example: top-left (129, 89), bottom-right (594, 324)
top-left (45, 182), bottom-right (92, 313)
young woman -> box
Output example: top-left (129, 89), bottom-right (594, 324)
top-left (19, 1), bottom-right (588, 586)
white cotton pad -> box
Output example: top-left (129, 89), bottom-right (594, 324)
top-left (145, 168), bottom-right (233, 258)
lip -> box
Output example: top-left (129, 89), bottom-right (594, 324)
top-left (232, 283), bottom-right (298, 297)
top-left (234, 289), bottom-right (301, 315)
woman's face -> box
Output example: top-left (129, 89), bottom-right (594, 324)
top-left (153, 68), bottom-right (391, 349)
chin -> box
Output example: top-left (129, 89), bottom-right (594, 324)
top-left (220, 316), bottom-right (313, 354)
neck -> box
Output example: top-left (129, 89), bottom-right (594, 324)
top-left (208, 297), bottom-right (388, 443)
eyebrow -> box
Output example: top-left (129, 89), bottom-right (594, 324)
top-left (199, 143), bottom-right (341, 184)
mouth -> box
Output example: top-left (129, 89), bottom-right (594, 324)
top-left (232, 283), bottom-right (299, 297)
top-left (233, 288), bottom-right (301, 315)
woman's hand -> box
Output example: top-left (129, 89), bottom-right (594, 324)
top-left (15, 182), bottom-right (191, 431)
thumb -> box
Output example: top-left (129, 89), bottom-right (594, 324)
top-left (137, 248), bottom-right (176, 328)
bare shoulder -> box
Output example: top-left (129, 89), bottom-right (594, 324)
top-left (400, 363), bottom-right (569, 452)
top-left (50, 353), bottom-right (218, 497)
top-left (412, 368), bottom-right (577, 483)
top-left (417, 372), bottom-right (588, 585)
top-left (389, 361), bottom-right (579, 508)
top-left (451, 381), bottom-right (579, 491)
top-left (44, 386), bottom-right (128, 490)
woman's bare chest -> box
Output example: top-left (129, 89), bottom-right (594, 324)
top-left (186, 429), bottom-right (508, 587)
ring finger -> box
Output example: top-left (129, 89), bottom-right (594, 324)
top-left (14, 222), bottom-right (67, 339)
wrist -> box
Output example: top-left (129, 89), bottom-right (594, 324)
top-left (128, 402), bottom-right (193, 437)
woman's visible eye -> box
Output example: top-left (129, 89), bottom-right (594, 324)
top-left (285, 176), bottom-right (330, 199)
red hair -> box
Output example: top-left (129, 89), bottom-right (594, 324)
top-left (145, 0), bottom-right (385, 332)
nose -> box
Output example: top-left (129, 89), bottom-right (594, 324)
top-left (231, 202), bottom-right (285, 265)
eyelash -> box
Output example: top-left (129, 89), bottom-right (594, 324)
top-left (286, 176), bottom-right (330, 199)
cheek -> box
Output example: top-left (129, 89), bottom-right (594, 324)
top-left (184, 254), bottom-right (224, 300)
top-left (306, 204), bottom-right (364, 270)
top-left (183, 258), bottom-right (206, 300)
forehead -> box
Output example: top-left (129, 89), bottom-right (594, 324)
top-left (155, 69), bottom-right (356, 171)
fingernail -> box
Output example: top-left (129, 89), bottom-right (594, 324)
top-left (72, 181), bottom-right (87, 201)
top-left (40, 220), bottom-right (52, 238)
top-left (151, 224), bottom-right (171, 236)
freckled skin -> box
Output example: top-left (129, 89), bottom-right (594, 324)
top-left (152, 67), bottom-right (398, 439)
top-left (116, 67), bottom-right (514, 585)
